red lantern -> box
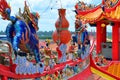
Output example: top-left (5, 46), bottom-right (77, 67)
top-left (53, 8), bottom-right (71, 61)
top-left (56, 46), bottom-right (62, 60)
top-left (52, 30), bottom-right (71, 44)
top-left (55, 9), bottom-right (69, 30)
top-left (52, 30), bottom-right (58, 43)
top-left (60, 30), bottom-right (71, 44)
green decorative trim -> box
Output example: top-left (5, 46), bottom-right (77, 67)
top-left (56, 28), bottom-right (68, 31)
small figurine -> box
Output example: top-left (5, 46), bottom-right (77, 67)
top-left (95, 55), bottom-right (108, 66)
top-left (49, 55), bottom-right (56, 69)
top-left (67, 41), bottom-right (76, 60)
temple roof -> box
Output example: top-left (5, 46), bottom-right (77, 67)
top-left (75, 0), bottom-right (120, 23)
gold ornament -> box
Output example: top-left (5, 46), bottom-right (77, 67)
top-left (101, 23), bottom-right (106, 28)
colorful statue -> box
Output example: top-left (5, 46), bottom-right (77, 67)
top-left (74, 18), bottom-right (90, 59)
top-left (0, 0), bottom-right (43, 66)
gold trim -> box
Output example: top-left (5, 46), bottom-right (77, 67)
top-left (91, 67), bottom-right (116, 80)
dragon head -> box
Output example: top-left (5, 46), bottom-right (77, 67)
top-left (30, 12), bottom-right (40, 31)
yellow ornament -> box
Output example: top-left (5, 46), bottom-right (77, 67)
top-left (101, 23), bottom-right (106, 28)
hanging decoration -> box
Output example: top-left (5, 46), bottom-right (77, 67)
top-left (52, 8), bottom-right (71, 62)
top-left (101, 23), bottom-right (106, 28)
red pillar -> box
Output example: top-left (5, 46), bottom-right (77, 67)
top-left (102, 26), bottom-right (106, 43)
top-left (96, 22), bottom-right (102, 54)
top-left (112, 22), bottom-right (119, 60)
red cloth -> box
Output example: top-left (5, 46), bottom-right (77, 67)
top-left (56, 47), bottom-right (62, 60)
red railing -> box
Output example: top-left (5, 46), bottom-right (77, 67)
top-left (90, 41), bottom-right (120, 80)
top-left (0, 39), bottom-right (95, 79)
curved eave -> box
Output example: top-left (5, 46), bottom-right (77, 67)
top-left (77, 5), bottom-right (102, 15)
top-left (104, 5), bottom-right (120, 22)
top-left (76, 0), bottom-right (120, 23)
top-left (76, 8), bottom-right (103, 23)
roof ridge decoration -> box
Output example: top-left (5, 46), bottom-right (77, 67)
top-left (75, 0), bottom-right (120, 23)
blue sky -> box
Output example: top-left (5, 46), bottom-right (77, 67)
top-left (0, 0), bottom-right (104, 32)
